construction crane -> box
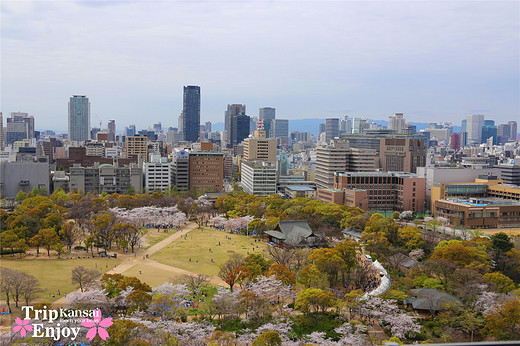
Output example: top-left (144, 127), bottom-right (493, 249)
top-left (95, 114), bottom-right (102, 128)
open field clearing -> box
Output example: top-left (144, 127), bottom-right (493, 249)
top-left (0, 257), bottom-right (120, 303)
top-left (152, 227), bottom-right (267, 277)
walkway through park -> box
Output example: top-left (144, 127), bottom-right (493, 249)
top-left (53, 222), bottom-right (225, 306)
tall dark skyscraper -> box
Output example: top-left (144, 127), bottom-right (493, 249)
top-left (182, 86), bottom-right (201, 142)
top-left (225, 104), bottom-right (248, 147)
top-left (68, 95), bottom-right (90, 142)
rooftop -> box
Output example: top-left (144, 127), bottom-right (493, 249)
top-left (286, 186), bottom-right (315, 191)
top-left (335, 171), bottom-right (419, 178)
top-left (442, 198), bottom-right (520, 207)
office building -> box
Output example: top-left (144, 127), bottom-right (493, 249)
top-left (189, 151), bottom-right (224, 191)
top-left (205, 121), bottom-right (212, 133)
top-left (466, 114), bottom-right (484, 145)
top-left (388, 113), bottom-right (406, 133)
top-left (325, 118), bottom-right (339, 142)
top-left (0, 113), bottom-right (3, 150)
top-left (259, 107), bottom-right (275, 138)
top-left (107, 120), bottom-right (116, 142)
top-left (481, 120), bottom-right (497, 145)
top-left (272, 119), bottom-right (289, 139)
top-left (68, 95), bottom-right (90, 142)
top-left (0, 154), bottom-right (50, 198)
top-left (243, 123), bottom-right (277, 163)
top-left (232, 114), bottom-right (251, 147)
top-left (496, 162), bottom-right (520, 186)
top-left (450, 133), bottom-right (461, 150)
top-left (339, 116), bottom-right (352, 134)
top-left (126, 135), bottom-right (148, 158)
top-left (124, 125), bottom-right (136, 137)
top-left (241, 161), bottom-right (277, 196)
top-left (317, 171), bottom-right (426, 213)
top-left (379, 137), bottom-right (426, 173)
top-left (182, 86), bottom-right (201, 142)
top-left (144, 155), bottom-right (173, 193)
top-left (498, 121), bottom-right (518, 144)
top-left (172, 148), bottom-right (189, 192)
top-left (315, 139), bottom-right (378, 189)
top-left (434, 198), bottom-right (520, 229)
top-left (6, 112), bottom-right (35, 145)
top-left (353, 118), bottom-right (369, 133)
top-left (225, 104), bottom-right (247, 147)
top-left (69, 162), bottom-right (142, 195)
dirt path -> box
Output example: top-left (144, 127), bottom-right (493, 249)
top-left (53, 222), bottom-right (223, 307)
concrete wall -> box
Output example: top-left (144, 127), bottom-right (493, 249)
top-left (0, 160), bottom-right (50, 198)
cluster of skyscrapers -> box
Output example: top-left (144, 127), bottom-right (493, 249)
top-left (1, 88), bottom-right (519, 229)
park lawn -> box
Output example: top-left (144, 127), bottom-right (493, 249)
top-left (151, 227), bottom-right (267, 277)
top-left (143, 228), bottom-right (174, 248)
top-left (121, 263), bottom-right (179, 287)
top-left (0, 257), bottom-right (121, 303)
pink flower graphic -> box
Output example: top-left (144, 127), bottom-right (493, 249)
top-left (12, 318), bottom-right (33, 337)
top-left (81, 309), bottom-right (113, 341)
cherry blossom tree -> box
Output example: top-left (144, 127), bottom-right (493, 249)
top-left (65, 288), bottom-right (112, 315)
top-left (399, 211), bottom-right (414, 220)
top-left (209, 216), bottom-right (227, 228)
top-left (359, 297), bottom-right (421, 339)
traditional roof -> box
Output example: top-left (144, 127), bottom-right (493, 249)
top-left (389, 253), bottom-right (419, 269)
top-left (266, 220), bottom-right (315, 244)
top-left (405, 288), bottom-right (461, 311)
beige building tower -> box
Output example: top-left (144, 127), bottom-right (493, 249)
top-left (126, 135), bottom-right (148, 159)
top-left (243, 120), bottom-right (277, 163)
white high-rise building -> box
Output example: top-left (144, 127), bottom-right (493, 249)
top-left (466, 114), bottom-right (485, 145)
top-left (144, 155), bottom-right (173, 193)
top-left (388, 113), bottom-right (406, 133)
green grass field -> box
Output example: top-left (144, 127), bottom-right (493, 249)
top-left (121, 263), bottom-right (180, 287)
top-left (151, 227), bottom-right (266, 277)
top-left (0, 257), bottom-right (121, 303)
top-left (143, 228), bottom-right (174, 248)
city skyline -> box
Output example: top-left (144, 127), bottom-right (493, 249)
top-left (1, 1), bottom-right (518, 130)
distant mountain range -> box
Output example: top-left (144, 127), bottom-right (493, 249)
top-left (212, 119), bottom-right (460, 136)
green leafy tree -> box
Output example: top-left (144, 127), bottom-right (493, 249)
top-left (483, 272), bottom-right (515, 293)
top-left (252, 331), bottom-right (282, 346)
top-left (38, 228), bottom-right (60, 257)
top-left (1, 230), bottom-right (19, 254)
top-left (15, 190), bottom-right (26, 203)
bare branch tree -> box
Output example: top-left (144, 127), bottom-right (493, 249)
top-left (267, 246), bottom-right (295, 270)
top-left (71, 266), bottom-right (100, 292)
top-left (176, 274), bottom-right (210, 295)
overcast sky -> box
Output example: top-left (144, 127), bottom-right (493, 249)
top-left (1, 0), bottom-right (519, 132)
